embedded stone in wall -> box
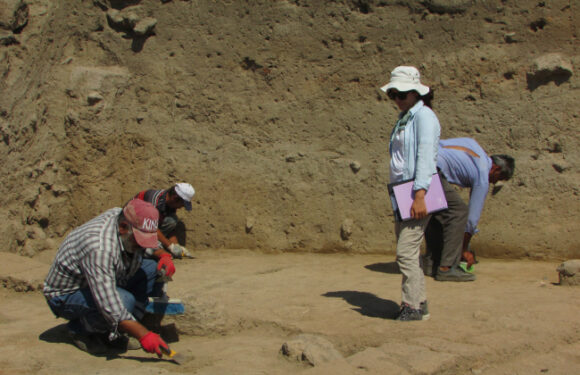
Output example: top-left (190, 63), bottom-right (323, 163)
top-left (87, 91), bottom-right (104, 106)
top-left (527, 53), bottom-right (573, 90)
top-left (68, 66), bottom-right (130, 105)
top-left (341, 218), bottom-right (353, 241)
top-left (106, 8), bottom-right (156, 37)
top-left (245, 216), bottom-right (255, 234)
top-left (0, 32), bottom-right (18, 46)
top-left (106, 9), bottom-right (127, 31)
top-left (422, 0), bottom-right (473, 14)
top-left (133, 17), bottom-right (157, 37)
top-left (0, 0), bottom-right (28, 32)
top-left (106, 8), bottom-right (140, 32)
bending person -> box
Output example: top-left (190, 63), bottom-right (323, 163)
top-left (424, 137), bottom-right (515, 281)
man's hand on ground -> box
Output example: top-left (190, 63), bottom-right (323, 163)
top-left (139, 331), bottom-right (169, 357)
top-left (461, 250), bottom-right (475, 268)
top-left (168, 243), bottom-right (193, 259)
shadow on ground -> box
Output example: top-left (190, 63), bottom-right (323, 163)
top-left (39, 322), bottom-right (180, 359)
top-left (323, 291), bottom-right (399, 319)
top-left (365, 262), bottom-right (400, 274)
top-left (113, 354), bottom-right (180, 364)
top-left (38, 323), bottom-right (70, 344)
top-left (39, 324), bottom-right (117, 358)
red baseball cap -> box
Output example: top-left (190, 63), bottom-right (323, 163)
top-left (123, 199), bottom-right (159, 248)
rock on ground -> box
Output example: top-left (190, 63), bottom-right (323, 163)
top-left (557, 259), bottom-right (580, 286)
top-left (281, 333), bottom-right (344, 366)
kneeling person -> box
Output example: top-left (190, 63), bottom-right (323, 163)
top-left (43, 199), bottom-right (176, 355)
top-left (135, 182), bottom-right (195, 259)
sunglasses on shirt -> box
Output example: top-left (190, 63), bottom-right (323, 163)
top-left (387, 90), bottom-right (410, 101)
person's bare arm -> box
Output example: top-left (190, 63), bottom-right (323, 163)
top-left (461, 232), bottom-right (475, 267)
top-left (462, 232), bottom-right (472, 252)
top-left (156, 229), bottom-right (175, 249)
top-left (119, 319), bottom-right (149, 340)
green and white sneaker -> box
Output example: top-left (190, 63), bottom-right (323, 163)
top-left (459, 261), bottom-right (474, 273)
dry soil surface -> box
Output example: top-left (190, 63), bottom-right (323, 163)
top-left (1, 250), bottom-right (579, 375)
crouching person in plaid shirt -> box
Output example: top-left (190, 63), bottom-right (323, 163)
top-left (43, 199), bottom-right (176, 356)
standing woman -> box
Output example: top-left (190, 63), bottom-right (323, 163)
top-left (381, 66), bottom-right (440, 321)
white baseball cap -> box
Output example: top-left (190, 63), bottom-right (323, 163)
top-left (175, 183), bottom-right (195, 211)
top-left (380, 66), bottom-right (430, 96)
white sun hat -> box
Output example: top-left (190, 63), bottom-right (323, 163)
top-left (175, 182), bottom-right (195, 211)
top-left (380, 66), bottom-right (430, 96)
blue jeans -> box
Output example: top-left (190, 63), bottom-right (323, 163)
top-left (47, 259), bottom-right (162, 335)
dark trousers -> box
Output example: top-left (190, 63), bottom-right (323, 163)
top-left (424, 173), bottom-right (469, 275)
top-left (160, 214), bottom-right (187, 246)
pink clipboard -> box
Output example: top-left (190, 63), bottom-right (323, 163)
top-left (388, 173), bottom-right (448, 221)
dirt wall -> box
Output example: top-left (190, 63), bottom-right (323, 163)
top-left (0, 0), bottom-right (578, 259)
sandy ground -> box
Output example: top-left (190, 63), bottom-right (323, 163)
top-left (1, 250), bottom-right (579, 375)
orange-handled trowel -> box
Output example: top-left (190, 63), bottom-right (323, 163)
top-left (160, 345), bottom-right (185, 365)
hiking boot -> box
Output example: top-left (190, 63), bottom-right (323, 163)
top-left (396, 303), bottom-right (423, 321)
top-left (68, 330), bottom-right (109, 355)
top-left (435, 266), bottom-right (477, 282)
top-left (109, 334), bottom-right (141, 351)
top-left (420, 300), bottom-right (430, 321)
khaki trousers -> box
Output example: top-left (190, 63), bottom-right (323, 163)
top-left (395, 215), bottom-right (431, 309)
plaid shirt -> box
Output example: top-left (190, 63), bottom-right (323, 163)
top-left (43, 208), bottom-right (143, 332)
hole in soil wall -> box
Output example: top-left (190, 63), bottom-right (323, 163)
top-left (530, 18), bottom-right (547, 31)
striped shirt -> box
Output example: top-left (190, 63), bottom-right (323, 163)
top-left (134, 189), bottom-right (175, 223)
top-left (43, 208), bottom-right (143, 332)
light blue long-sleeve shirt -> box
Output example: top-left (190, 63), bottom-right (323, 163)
top-left (389, 100), bottom-right (441, 191)
top-left (437, 138), bottom-right (492, 235)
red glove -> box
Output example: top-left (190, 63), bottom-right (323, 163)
top-left (157, 253), bottom-right (175, 277)
top-left (139, 331), bottom-right (169, 356)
